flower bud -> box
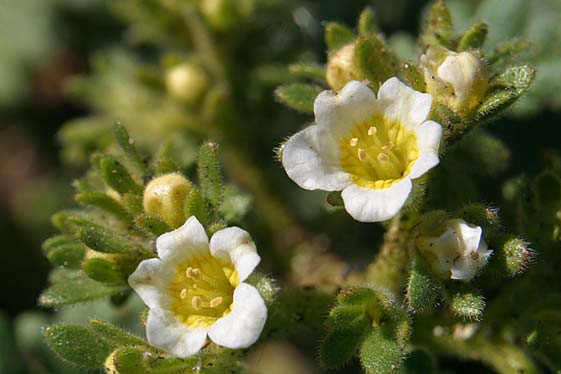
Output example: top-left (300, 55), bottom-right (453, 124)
top-left (326, 44), bottom-right (364, 90)
top-left (165, 63), bottom-right (208, 105)
top-left (416, 218), bottom-right (492, 281)
top-left (421, 46), bottom-right (488, 116)
top-left (82, 250), bottom-right (137, 284)
top-left (143, 173), bottom-right (192, 229)
top-left (201, 0), bottom-right (241, 31)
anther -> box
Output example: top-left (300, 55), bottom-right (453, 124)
top-left (349, 138), bottom-right (358, 147)
top-left (357, 148), bottom-right (367, 161)
top-left (377, 153), bottom-right (390, 162)
top-left (368, 126), bottom-right (377, 136)
top-left (180, 288), bottom-right (187, 299)
top-left (191, 296), bottom-right (202, 310)
top-left (186, 267), bottom-right (201, 279)
top-left (209, 296), bottom-right (223, 308)
top-left (382, 141), bottom-right (393, 150)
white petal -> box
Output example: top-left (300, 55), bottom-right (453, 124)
top-left (128, 258), bottom-right (166, 309)
top-left (454, 220), bottom-right (483, 254)
top-left (210, 227), bottom-right (261, 282)
top-left (208, 283), bottom-right (267, 349)
top-left (282, 125), bottom-right (352, 191)
top-left (314, 80), bottom-right (378, 138)
top-left (156, 216), bottom-right (209, 261)
top-left (408, 121), bottom-right (442, 179)
top-left (377, 77), bottom-right (433, 128)
top-left (146, 309), bottom-right (208, 358)
top-left (341, 178), bottom-right (412, 222)
top-left (408, 154), bottom-right (440, 180)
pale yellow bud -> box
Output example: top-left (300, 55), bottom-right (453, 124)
top-left (143, 173), bottom-right (192, 229)
top-left (421, 46), bottom-right (488, 117)
top-left (165, 63), bottom-right (208, 105)
top-left (326, 44), bottom-right (364, 90)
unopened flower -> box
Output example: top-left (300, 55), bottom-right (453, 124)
top-left (166, 63), bottom-right (209, 105)
top-left (326, 44), bottom-right (363, 90)
top-left (129, 216), bottom-right (266, 357)
top-left (421, 46), bottom-right (488, 116)
top-left (143, 173), bottom-right (192, 229)
top-left (281, 78), bottom-right (442, 222)
top-left (417, 218), bottom-right (493, 281)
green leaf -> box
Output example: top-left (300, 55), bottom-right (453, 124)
top-left (134, 214), bottom-right (171, 236)
top-left (490, 65), bottom-right (536, 95)
top-left (401, 62), bottom-right (426, 92)
top-left (446, 285), bottom-right (485, 320)
top-left (39, 270), bottom-right (125, 307)
top-left (320, 306), bottom-right (371, 368)
top-left (488, 38), bottom-right (531, 69)
top-left (245, 272), bottom-right (277, 306)
top-left (355, 36), bottom-right (397, 90)
top-left (360, 330), bottom-right (403, 374)
top-left (492, 235), bottom-right (533, 277)
top-left (44, 324), bottom-right (116, 369)
top-left (99, 155), bottom-right (143, 195)
top-left (113, 122), bottom-right (147, 175)
top-left (197, 142), bottom-right (224, 210)
top-left (456, 203), bottom-right (501, 229)
top-left (406, 258), bottom-right (439, 313)
top-left (275, 83), bottom-right (323, 113)
top-left (89, 320), bottom-right (148, 350)
top-left (46, 243), bottom-right (85, 268)
top-left (82, 257), bottom-right (127, 284)
top-left (75, 191), bottom-right (131, 221)
top-left (288, 63), bottom-right (326, 83)
top-left (68, 216), bottom-right (148, 255)
top-left (458, 21), bottom-right (488, 51)
top-left (156, 156), bottom-right (180, 175)
top-left (184, 187), bottom-right (209, 227)
top-left (421, 0), bottom-right (453, 48)
top-left (472, 89), bottom-right (517, 123)
top-left (325, 22), bottom-right (355, 52)
top-left (358, 7), bottom-right (379, 36)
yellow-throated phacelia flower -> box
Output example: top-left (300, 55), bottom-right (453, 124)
top-left (129, 216), bottom-right (266, 358)
top-left (417, 218), bottom-right (493, 281)
top-left (421, 46), bottom-right (488, 117)
top-left (281, 78), bottom-right (442, 222)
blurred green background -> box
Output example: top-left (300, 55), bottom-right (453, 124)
top-left (1, 0), bottom-right (560, 372)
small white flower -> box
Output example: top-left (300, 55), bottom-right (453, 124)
top-left (418, 218), bottom-right (493, 281)
top-left (421, 46), bottom-right (488, 116)
top-left (281, 78), bottom-right (442, 222)
top-left (129, 216), bottom-right (267, 358)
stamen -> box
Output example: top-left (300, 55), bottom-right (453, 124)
top-left (191, 296), bottom-right (202, 310)
top-left (180, 288), bottom-right (187, 299)
top-left (349, 137), bottom-right (359, 147)
top-left (186, 267), bottom-right (201, 279)
top-left (209, 296), bottom-right (223, 308)
top-left (377, 153), bottom-right (390, 162)
top-left (358, 148), bottom-right (367, 161)
top-left (368, 126), bottom-right (377, 136)
top-left (382, 141), bottom-right (394, 150)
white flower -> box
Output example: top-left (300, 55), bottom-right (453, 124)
top-left (421, 46), bottom-right (488, 116)
top-left (281, 78), bottom-right (442, 222)
top-left (129, 216), bottom-right (267, 358)
top-left (417, 218), bottom-right (493, 281)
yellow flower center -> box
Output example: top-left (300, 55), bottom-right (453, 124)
top-left (169, 254), bottom-right (239, 328)
top-left (339, 114), bottom-right (419, 189)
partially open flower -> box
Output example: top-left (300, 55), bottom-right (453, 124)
top-left (421, 46), bottom-right (488, 117)
top-left (417, 218), bottom-right (493, 281)
top-left (129, 216), bottom-right (266, 357)
top-left (281, 78), bottom-right (442, 222)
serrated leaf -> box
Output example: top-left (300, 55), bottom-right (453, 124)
top-left (358, 7), bottom-right (379, 36)
top-left (325, 22), bottom-right (355, 52)
top-left (39, 270), bottom-right (125, 307)
top-left (275, 84), bottom-right (323, 113)
top-left (355, 36), bottom-right (397, 90)
top-left (100, 155), bottom-right (143, 195)
top-left (44, 324), bottom-right (116, 368)
top-left (458, 21), bottom-right (488, 51)
top-left (113, 122), bottom-right (147, 175)
top-left (75, 191), bottom-right (131, 222)
top-left (360, 330), bottom-right (403, 374)
top-left (288, 63), bottom-right (326, 83)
